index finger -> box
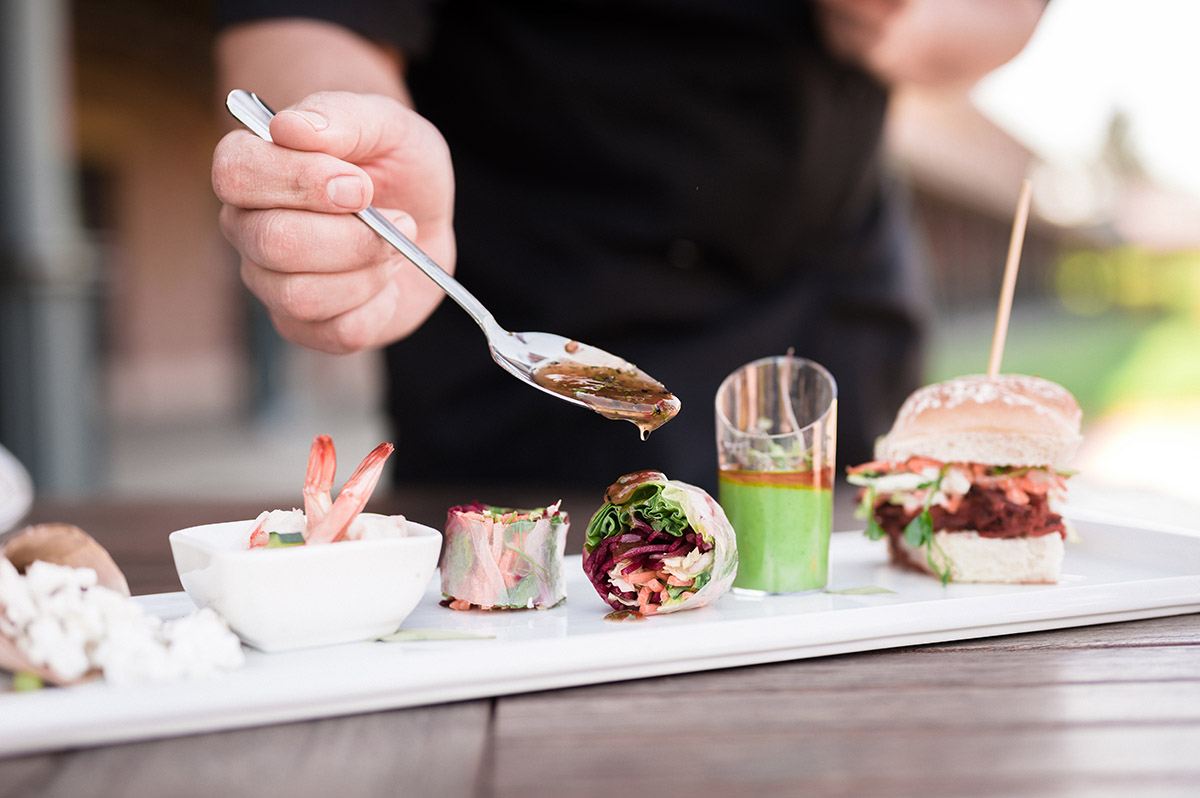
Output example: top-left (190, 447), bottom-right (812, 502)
top-left (211, 129), bottom-right (374, 213)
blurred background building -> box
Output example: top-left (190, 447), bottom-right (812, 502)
top-left (0, 0), bottom-right (1197, 529)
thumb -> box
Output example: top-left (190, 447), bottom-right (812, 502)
top-left (269, 90), bottom-right (453, 227)
top-left (270, 90), bottom-right (440, 166)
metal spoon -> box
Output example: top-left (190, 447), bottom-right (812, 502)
top-left (226, 90), bottom-right (680, 436)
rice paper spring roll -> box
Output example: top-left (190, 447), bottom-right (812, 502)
top-left (583, 471), bottom-right (737, 616)
top-left (441, 501), bottom-right (569, 610)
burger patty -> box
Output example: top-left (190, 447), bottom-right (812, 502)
top-left (873, 485), bottom-right (1066, 540)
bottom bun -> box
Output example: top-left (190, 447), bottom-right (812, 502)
top-left (892, 530), bottom-right (1063, 584)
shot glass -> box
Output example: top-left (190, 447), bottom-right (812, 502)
top-left (715, 355), bottom-right (837, 593)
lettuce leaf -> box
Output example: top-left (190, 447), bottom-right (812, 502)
top-left (584, 481), bottom-right (689, 551)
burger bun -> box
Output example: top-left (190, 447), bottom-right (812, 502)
top-left (875, 374), bottom-right (1082, 467)
top-left (893, 530), bottom-right (1065, 584)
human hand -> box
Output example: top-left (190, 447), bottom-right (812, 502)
top-left (814, 0), bottom-right (908, 72)
top-left (814, 0), bottom-right (1045, 87)
top-left (212, 90), bottom-right (456, 353)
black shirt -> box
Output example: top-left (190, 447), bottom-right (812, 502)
top-left (218, 0), bottom-right (930, 492)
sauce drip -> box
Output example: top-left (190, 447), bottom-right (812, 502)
top-left (603, 610), bottom-right (647, 622)
top-left (532, 360), bottom-right (681, 439)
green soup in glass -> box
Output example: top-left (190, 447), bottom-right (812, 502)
top-left (719, 468), bottom-right (832, 593)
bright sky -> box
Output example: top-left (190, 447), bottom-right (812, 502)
top-left (972, 0), bottom-right (1200, 196)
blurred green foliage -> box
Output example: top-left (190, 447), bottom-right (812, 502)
top-left (928, 246), bottom-right (1200, 422)
top-left (1055, 246), bottom-right (1200, 316)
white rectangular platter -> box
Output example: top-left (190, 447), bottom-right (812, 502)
top-left (2, 514), bottom-right (1198, 757)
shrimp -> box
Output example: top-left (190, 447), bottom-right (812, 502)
top-left (303, 434), bottom-right (337, 523)
top-left (306, 438), bottom-right (394, 544)
top-left (247, 435), bottom-right (395, 547)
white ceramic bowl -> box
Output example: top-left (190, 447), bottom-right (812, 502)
top-left (169, 515), bottom-right (441, 652)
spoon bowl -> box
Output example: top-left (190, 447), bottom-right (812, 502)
top-left (492, 330), bottom-right (680, 436)
top-left (226, 90), bottom-right (680, 435)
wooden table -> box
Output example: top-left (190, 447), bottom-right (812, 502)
top-left (2, 492), bottom-right (1198, 797)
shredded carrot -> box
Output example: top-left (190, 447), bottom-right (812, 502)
top-left (497, 548), bottom-right (517, 573)
top-left (846, 460), bottom-right (894, 475)
top-left (497, 548), bottom-right (523, 588)
top-left (646, 579), bottom-right (665, 592)
top-left (449, 599), bottom-right (473, 611)
top-left (666, 575), bottom-right (694, 587)
top-left (627, 570), bottom-right (659, 585)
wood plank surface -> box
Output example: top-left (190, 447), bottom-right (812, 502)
top-left (488, 614), bottom-right (1200, 798)
top-left (0, 701), bottom-right (494, 798)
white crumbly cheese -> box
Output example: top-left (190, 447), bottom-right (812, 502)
top-left (0, 558), bottom-right (244, 685)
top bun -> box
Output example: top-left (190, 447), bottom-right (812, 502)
top-left (874, 374), bottom-right (1082, 467)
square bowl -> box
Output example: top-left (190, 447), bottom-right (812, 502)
top-left (169, 515), bottom-right (441, 652)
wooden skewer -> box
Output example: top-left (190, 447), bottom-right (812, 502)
top-left (987, 178), bottom-right (1033, 379)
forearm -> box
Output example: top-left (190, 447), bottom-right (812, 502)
top-left (215, 18), bottom-right (410, 115)
top-left (817, 0), bottom-right (1046, 87)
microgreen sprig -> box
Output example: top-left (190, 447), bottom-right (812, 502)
top-left (857, 485), bottom-right (887, 541)
top-left (902, 464), bottom-right (954, 585)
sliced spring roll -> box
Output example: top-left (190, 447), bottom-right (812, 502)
top-left (583, 471), bottom-right (737, 615)
top-left (441, 501), bottom-right (569, 610)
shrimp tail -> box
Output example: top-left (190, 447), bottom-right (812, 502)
top-left (305, 442), bottom-right (395, 544)
top-left (303, 434), bottom-right (337, 523)
top-left (247, 511), bottom-right (271, 548)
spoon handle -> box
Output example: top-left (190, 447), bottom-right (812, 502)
top-left (224, 90), bottom-right (497, 333)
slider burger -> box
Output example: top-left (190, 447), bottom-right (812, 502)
top-left (847, 374), bottom-right (1081, 584)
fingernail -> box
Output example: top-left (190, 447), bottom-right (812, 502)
top-left (326, 176), bottom-right (366, 209)
top-left (288, 109), bottom-right (329, 131)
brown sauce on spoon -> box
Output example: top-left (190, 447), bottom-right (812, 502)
top-left (532, 360), bottom-right (681, 439)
